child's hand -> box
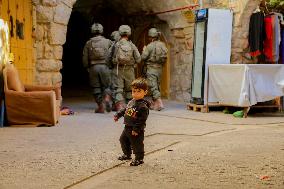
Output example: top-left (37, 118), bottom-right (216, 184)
top-left (114, 116), bottom-right (119, 122)
top-left (132, 130), bottom-right (138, 136)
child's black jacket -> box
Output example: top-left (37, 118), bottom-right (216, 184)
top-left (115, 98), bottom-right (150, 132)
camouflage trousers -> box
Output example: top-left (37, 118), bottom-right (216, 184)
top-left (89, 64), bottom-right (111, 103)
top-left (146, 66), bottom-right (162, 100)
top-left (112, 66), bottom-right (135, 103)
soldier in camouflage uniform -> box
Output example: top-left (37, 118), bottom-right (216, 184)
top-left (82, 23), bottom-right (112, 113)
top-left (112, 25), bottom-right (141, 111)
top-left (141, 28), bottom-right (168, 111)
top-left (106, 31), bottom-right (121, 69)
top-left (107, 30), bottom-right (121, 111)
top-left (111, 31), bottom-right (121, 43)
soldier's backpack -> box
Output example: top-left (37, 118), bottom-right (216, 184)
top-left (89, 38), bottom-right (108, 60)
top-left (115, 40), bottom-right (134, 65)
top-left (153, 41), bottom-right (168, 64)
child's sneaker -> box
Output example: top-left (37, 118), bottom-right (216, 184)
top-left (118, 154), bottom-right (131, 161)
top-left (130, 159), bottom-right (144, 166)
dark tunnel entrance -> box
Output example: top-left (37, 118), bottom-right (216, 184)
top-left (61, 1), bottom-right (169, 98)
top-left (61, 7), bottom-right (125, 95)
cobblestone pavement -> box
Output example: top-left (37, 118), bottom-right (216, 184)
top-left (0, 97), bottom-right (283, 189)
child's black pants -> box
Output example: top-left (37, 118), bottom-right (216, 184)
top-left (119, 127), bottom-right (144, 160)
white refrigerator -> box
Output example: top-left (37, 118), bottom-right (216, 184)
top-left (190, 8), bottom-right (233, 105)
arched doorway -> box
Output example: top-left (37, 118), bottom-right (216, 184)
top-left (136, 26), bottom-right (170, 98)
top-left (62, 1), bottom-right (171, 99)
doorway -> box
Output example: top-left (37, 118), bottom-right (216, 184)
top-left (136, 27), bottom-right (170, 98)
top-left (61, 8), bottom-right (126, 97)
top-left (62, 1), bottom-right (171, 98)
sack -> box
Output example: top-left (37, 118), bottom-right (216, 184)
top-left (89, 38), bottom-right (107, 60)
top-left (116, 40), bottom-right (133, 64)
top-left (153, 42), bottom-right (168, 64)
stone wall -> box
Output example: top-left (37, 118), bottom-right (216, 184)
top-left (32, 0), bottom-right (75, 85)
top-left (146, 0), bottom-right (196, 102)
top-left (32, 0), bottom-right (259, 102)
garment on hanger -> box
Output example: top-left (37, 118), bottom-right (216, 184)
top-left (280, 25), bottom-right (284, 64)
top-left (249, 12), bottom-right (265, 57)
top-left (253, 6), bottom-right (261, 13)
top-left (263, 14), bottom-right (280, 63)
top-left (273, 12), bottom-right (284, 26)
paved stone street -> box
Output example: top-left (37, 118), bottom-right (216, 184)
top-left (0, 97), bottom-right (284, 189)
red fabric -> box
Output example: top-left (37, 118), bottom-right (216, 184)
top-left (263, 16), bottom-right (274, 62)
top-left (249, 50), bottom-right (261, 57)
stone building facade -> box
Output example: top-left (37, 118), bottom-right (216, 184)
top-left (32, 0), bottom-right (261, 102)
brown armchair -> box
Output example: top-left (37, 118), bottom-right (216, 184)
top-left (3, 64), bottom-right (61, 126)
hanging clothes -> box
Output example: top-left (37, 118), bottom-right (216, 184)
top-left (249, 12), bottom-right (265, 57)
top-left (263, 14), bottom-right (281, 63)
top-left (280, 25), bottom-right (284, 64)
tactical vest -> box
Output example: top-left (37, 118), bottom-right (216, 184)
top-left (114, 39), bottom-right (135, 65)
top-left (149, 41), bottom-right (168, 64)
top-left (88, 37), bottom-right (109, 63)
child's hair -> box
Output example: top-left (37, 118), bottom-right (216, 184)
top-left (131, 78), bottom-right (148, 91)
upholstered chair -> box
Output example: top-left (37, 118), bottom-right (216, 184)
top-left (3, 63), bottom-right (61, 126)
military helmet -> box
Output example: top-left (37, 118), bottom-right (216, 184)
top-left (148, 28), bottom-right (159, 38)
top-left (110, 31), bottom-right (120, 42)
top-left (118, 25), bottom-right (131, 36)
top-left (91, 23), bottom-right (103, 34)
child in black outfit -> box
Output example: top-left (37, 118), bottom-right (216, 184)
top-left (114, 78), bottom-right (150, 166)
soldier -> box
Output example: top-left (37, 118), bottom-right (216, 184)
top-left (106, 31), bottom-right (121, 68)
top-left (82, 23), bottom-right (112, 113)
top-left (111, 31), bottom-right (121, 43)
top-left (141, 28), bottom-right (168, 111)
top-left (112, 25), bottom-right (141, 111)
top-left (107, 30), bottom-right (121, 111)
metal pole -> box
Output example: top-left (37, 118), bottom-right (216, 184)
top-left (147, 4), bottom-right (199, 15)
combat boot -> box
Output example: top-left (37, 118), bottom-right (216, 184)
top-left (149, 100), bottom-right (155, 110)
top-left (154, 98), bottom-right (164, 111)
top-left (103, 94), bottom-right (112, 113)
top-left (115, 101), bottom-right (126, 111)
top-left (95, 103), bottom-right (105, 113)
top-left (112, 103), bottom-right (116, 111)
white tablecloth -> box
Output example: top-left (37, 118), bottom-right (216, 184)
top-left (208, 64), bottom-right (284, 107)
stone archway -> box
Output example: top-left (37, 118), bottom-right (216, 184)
top-left (61, 1), bottom-right (173, 98)
top-left (32, 0), bottom-right (202, 102)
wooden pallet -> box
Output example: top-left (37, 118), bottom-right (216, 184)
top-left (187, 98), bottom-right (282, 118)
top-left (186, 103), bottom-right (209, 113)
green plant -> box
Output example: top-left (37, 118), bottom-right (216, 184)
top-left (267, 0), bottom-right (284, 12)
